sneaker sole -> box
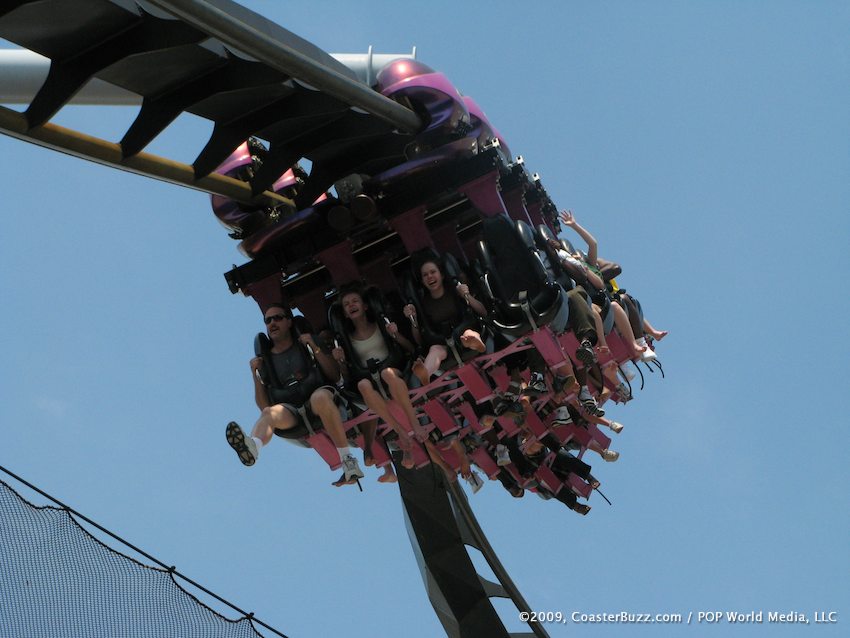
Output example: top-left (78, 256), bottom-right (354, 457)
top-left (575, 347), bottom-right (596, 366)
top-left (226, 422), bottom-right (256, 466)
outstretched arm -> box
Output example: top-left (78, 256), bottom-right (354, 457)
top-left (560, 209), bottom-right (598, 266)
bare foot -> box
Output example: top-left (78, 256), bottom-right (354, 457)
top-left (412, 359), bottom-right (430, 386)
top-left (460, 331), bottom-right (486, 353)
top-left (649, 329), bottom-right (668, 341)
top-left (401, 447), bottom-right (415, 469)
top-left (378, 468), bottom-right (398, 483)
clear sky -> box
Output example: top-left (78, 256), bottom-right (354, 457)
top-left (1, 2), bottom-right (848, 637)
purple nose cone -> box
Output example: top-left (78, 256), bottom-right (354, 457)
top-left (375, 59), bottom-right (437, 92)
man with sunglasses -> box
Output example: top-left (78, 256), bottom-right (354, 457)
top-left (226, 303), bottom-right (365, 485)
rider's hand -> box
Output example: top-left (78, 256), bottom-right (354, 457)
top-left (298, 333), bottom-right (317, 349)
top-left (560, 209), bottom-right (576, 227)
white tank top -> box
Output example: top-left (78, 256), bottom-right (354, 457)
top-left (351, 326), bottom-right (389, 364)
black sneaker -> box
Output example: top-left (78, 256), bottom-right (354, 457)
top-left (493, 396), bottom-right (523, 416)
top-left (575, 339), bottom-right (597, 366)
top-left (579, 388), bottom-right (605, 417)
top-left (525, 371), bottom-right (548, 395)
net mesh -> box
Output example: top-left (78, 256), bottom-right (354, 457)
top-left (0, 479), bottom-right (271, 638)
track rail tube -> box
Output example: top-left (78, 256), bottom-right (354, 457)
top-left (0, 105), bottom-right (292, 207)
top-left (146, 0), bottom-right (422, 133)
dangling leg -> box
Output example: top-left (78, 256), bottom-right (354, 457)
top-left (358, 378), bottom-right (415, 469)
top-left (310, 388), bottom-right (364, 483)
top-left (413, 344), bottom-right (448, 385)
top-left (382, 368), bottom-right (428, 440)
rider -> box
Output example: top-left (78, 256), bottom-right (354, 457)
top-left (331, 283), bottom-right (424, 470)
top-left (225, 303), bottom-right (365, 485)
top-left (403, 252), bottom-right (488, 385)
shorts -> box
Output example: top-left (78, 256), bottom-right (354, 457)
top-left (272, 385), bottom-right (348, 439)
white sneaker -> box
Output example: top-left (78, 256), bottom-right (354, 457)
top-left (465, 471), bottom-right (484, 494)
top-left (342, 454), bottom-right (365, 481)
top-left (639, 348), bottom-right (657, 362)
top-left (635, 337), bottom-right (657, 361)
top-left (551, 406), bottom-right (573, 426)
top-left (601, 448), bottom-right (619, 462)
top-left (226, 422), bottom-right (258, 466)
top-left (609, 421), bottom-right (624, 434)
top-left (495, 444), bottom-right (511, 466)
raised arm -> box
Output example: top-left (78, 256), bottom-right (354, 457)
top-left (560, 209), bottom-right (598, 266)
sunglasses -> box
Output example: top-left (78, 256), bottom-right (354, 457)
top-left (264, 314), bottom-right (288, 324)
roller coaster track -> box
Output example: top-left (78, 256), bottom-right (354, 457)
top-left (396, 462), bottom-right (550, 638)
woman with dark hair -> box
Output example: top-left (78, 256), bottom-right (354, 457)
top-left (331, 284), bottom-right (425, 470)
top-left (403, 254), bottom-right (488, 385)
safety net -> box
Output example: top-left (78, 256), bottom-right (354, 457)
top-left (0, 477), bottom-right (276, 638)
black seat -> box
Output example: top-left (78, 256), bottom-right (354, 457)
top-left (476, 216), bottom-right (568, 338)
top-left (535, 223), bottom-right (575, 291)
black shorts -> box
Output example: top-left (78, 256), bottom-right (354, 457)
top-left (272, 385), bottom-right (348, 439)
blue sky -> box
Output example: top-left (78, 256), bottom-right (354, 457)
top-left (1, 2), bottom-right (848, 637)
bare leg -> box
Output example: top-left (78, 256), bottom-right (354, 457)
top-left (619, 295), bottom-right (644, 339)
top-left (610, 302), bottom-right (646, 358)
top-left (360, 418), bottom-right (377, 466)
top-left (357, 378), bottom-right (415, 468)
top-left (309, 388), bottom-right (349, 449)
top-left (450, 438), bottom-right (472, 477)
top-left (424, 439), bottom-right (457, 482)
top-left (413, 344), bottom-right (448, 385)
top-left (252, 404), bottom-right (300, 444)
top-left (589, 304), bottom-right (609, 350)
top-left (382, 368), bottom-right (428, 440)
top-left (423, 345), bottom-right (448, 375)
top-left (643, 317), bottom-right (668, 341)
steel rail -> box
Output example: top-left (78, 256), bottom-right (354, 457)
top-left (147, 0), bottom-right (423, 133)
top-left (0, 105), bottom-right (292, 208)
